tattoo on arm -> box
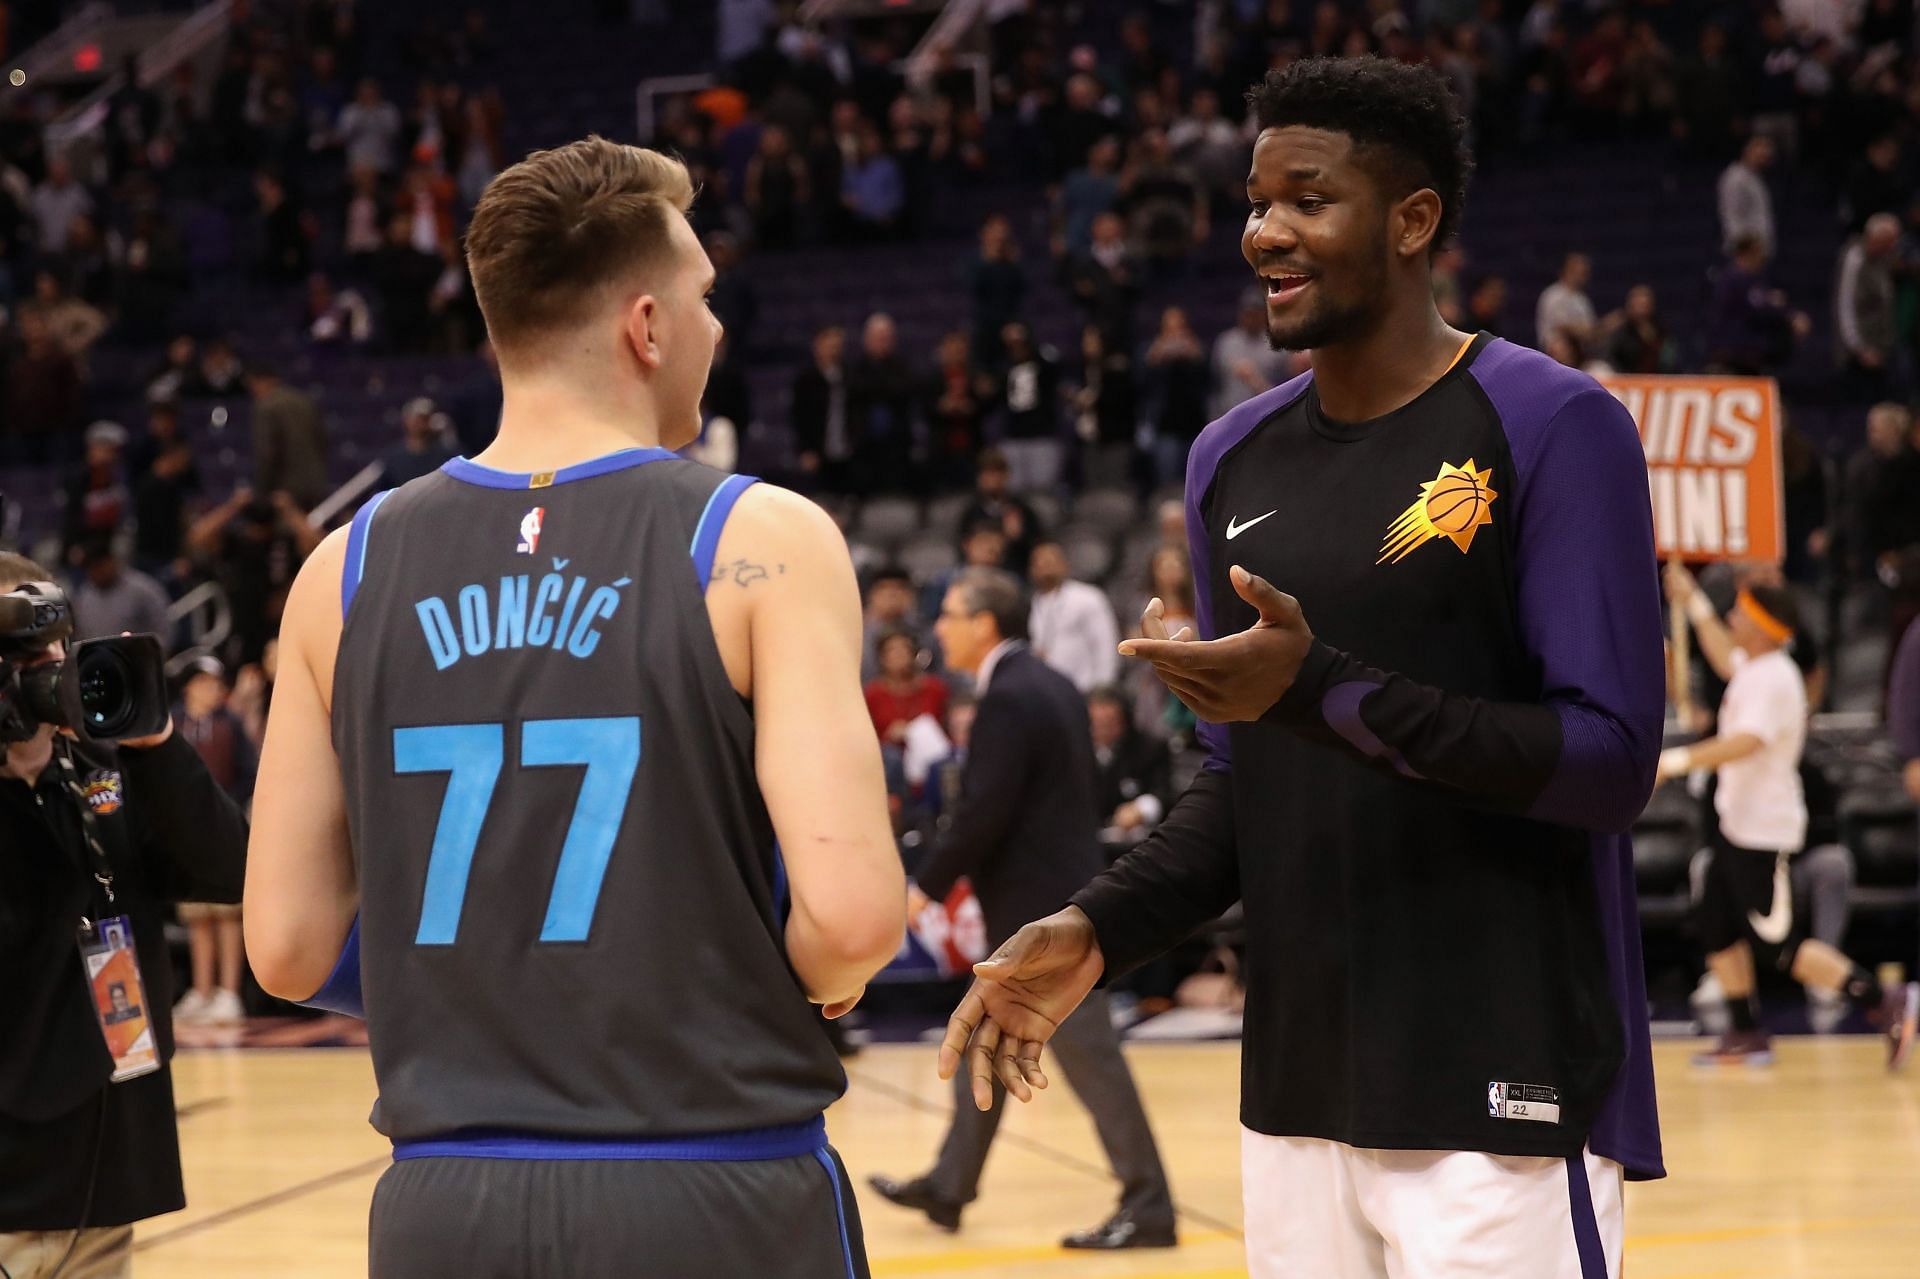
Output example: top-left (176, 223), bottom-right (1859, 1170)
top-left (711, 558), bottom-right (787, 588)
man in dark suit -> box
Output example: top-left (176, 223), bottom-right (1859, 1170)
top-left (1088, 686), bottom-right (1173, 845)
top-left (789, 324), bottom-right (852, 494)
top-left (869, 568), bottom-right (1176, 1251)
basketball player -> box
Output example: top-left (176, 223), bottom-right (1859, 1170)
top-left (939, 58), bottom-right (1664, 1278)
top-left (1657, 568), bottom-right (1919, 1067)
top-left (243, 139), bottom-right (905, 1277)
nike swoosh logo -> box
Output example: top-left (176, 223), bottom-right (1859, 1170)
top-left (1747, 853), bottom-right (1794, 945)
top-left (1226, 511), bottom-right (1277, 540)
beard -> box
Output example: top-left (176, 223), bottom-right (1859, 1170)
top-left (1263, 251), bottom-right (1392, 352)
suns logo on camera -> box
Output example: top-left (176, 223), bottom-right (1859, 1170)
top-left (83, 769), bottom-right (124, 816)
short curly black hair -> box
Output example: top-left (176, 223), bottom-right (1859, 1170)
top-left (1247, 56), bottom-right (1474, 249)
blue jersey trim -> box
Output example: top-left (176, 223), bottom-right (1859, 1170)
top-left (392, 1115), bottom-right (828, 1162)
top-left (690, 474), bottom-right (759, 591)
top-left (341, 489), bottom-right (394, 615)
top-left (297, 916), bottom-right (365, 1019)
top-left (1566, 1155), bottom-right (1607, 1279)
top-left (813, 1147), bottom-right (857, 1279)
top-left (440, 447), bottom-right (678, 490)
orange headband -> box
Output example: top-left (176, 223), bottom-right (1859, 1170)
top-left (1735, 589), bottom-right (1793, 644)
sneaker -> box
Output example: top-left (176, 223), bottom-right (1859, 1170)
top-left (1690, 972), bottom-right (1729, 1036)
top-left (1691, 1029), bottom-right (1774, 1067)
top-left (1869, 981), bottom-right (1919, 1072)
top-left (173, 989), bottom-right (212, 1026)
top-left (205, 988), bottom-right (245, 1025)
top-left (1806, 987), bottom-right (1847, 1035)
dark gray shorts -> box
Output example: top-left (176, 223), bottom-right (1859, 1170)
top-left (368, 1146), bottom-right (867, 1279)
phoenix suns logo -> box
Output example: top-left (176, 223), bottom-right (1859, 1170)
top-left (1378, 459), bottom-right (1498, 565)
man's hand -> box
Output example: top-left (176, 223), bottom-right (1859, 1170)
top-left (1904, 758), bottom-right (1920, 805)
top-left (939, 907), bottom-right (1105, 1111)
top-left (1662, 560), bottom-right (1698, 604)
top-left (1118, 566), bottom-right (1314, 722)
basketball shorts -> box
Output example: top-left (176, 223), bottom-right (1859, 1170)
top-left (369, 1122), bottom-right (867, 1279)
top-left (1240, 1130), bottom-right (1623, 1279)
top-left (1697, 828), bottom-right (1802, 966)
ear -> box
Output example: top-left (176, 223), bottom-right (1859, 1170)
top-left (624, 294), bottom-right (662, 371)
top-left (1392, 188), bottom-right (1444, 260)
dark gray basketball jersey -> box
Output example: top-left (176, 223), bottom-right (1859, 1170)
top-left (330, 448), bottom-right (846, 1144)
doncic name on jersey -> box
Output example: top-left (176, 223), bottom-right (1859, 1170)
top-left (412, 510), bottom-right (632, 670)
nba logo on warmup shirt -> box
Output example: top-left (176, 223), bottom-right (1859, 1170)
top-left (517, 507), bottom-right (545, 555)
top-left (1487, 1081), bottom-right (1561, 1124)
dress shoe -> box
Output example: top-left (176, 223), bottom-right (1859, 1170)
top-left (866, 1174), bottom-right (962, 1232)
top-left (1061, 1209), bottom-right (1176, 1250)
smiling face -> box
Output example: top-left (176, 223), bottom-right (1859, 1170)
top-left (1242, 127), bottom-right (1397, 351)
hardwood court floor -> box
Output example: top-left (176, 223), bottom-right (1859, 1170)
top-left (136, 1036), bottom-right (1920, 1278)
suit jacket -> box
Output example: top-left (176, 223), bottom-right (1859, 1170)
top-left (1093, 730), bottom-right (1172, 827)
top-left (790, 362), bottom-right (844, 460)
top-left (915, 647), bottom-right (1106, 946)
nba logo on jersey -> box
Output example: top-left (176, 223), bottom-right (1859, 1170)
top-left (1487, 1082), bottom-right (1505, 1117)
top-left (517, 507), bottom-right (545, 554)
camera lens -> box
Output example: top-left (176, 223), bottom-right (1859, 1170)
top-left (75, 647), bottom-right (137, 738)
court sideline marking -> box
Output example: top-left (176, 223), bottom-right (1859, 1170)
top-left (133, 1156), bottom-right (390, 1253)
top-left (845, 1066), bottom-right (1245, 1238)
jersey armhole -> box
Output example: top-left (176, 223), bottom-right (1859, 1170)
top-left (689, 474), bottom-right (760, 593)
top-left (341, 489), bottom-right (396, 616)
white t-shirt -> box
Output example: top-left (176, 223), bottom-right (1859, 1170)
top-left (1714, 647), bottom-right (1807, 851)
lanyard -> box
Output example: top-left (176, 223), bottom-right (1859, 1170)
top-left (51, 742), bottom-right (117, 914)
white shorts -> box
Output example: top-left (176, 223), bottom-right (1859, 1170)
top-left (1241, 1129), bottom-right (1623, 1279)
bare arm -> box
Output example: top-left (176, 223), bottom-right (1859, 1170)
top-left (1656, 732), bottom-right (1763, 781)
top-left (719, 486), bottom-right (906, 1007)
top-left (1663, 562), bottom-right (1737, 681)
top-left (243, 525), bottom-right (358, 999)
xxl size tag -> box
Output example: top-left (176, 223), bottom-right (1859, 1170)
top-left (78, 915), bottom-right (160, 1082)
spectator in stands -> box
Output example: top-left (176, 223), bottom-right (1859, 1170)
top-left (1843, 402), bottom-right (1911, 583)
top-left (1672, 23), bottom-right (1738, 157)
top-left (1431, 245), bottom-right (1466, 326)
top-left (1073, 324), bottom-right (1139, 491)
top-left (342, 165), bottom-right (386, 265)
top-left (1088, 685), bottom-right (1171, 843)
top-left (920, 516), bottom-right (1012, 630)
top-left (401, 147), bottom-right (458, 255)
top-left (372, 211), bottom-right (442, 354)
top-left (58, 214), bottom-right (114, 309)
top-left (1891, 620), bottom-right (1920, 807)
top-left (61, 421), bottom-right (131, 565)
top-left (1, 310), bottom-right (82, 465)
top-left (455, 92), bottom-right (506, 209)
top-left (193, 336), bottom-right (246, 398)
top-left (967, 213), bottom-right (1027, 366)
top-left (703, 234), bottom-right (759, 359)
top-left (1533, 250), bottom-right (1595, 351)
top-left (1864, 408), bottom-right (1920, 655)
top-left (1210, 288), bottom-right (1287, 421)
top-left (1836, 212), bottom-right (1904, 400)
top-left (29, 154), bottom-right (90, 257)
top-left (1718, 135), bottom-right (1776, 260)
top-left (427, 242), bottom-right (481, 352)
top-left (1129, 545), bottom-right (1197, 741)
top-left (1065, 210), bottom-right (1142, 352)
top-left (957, 448), bottom-right (1041, 571)
top-left (841, 122), bottom-right (906, 240)
top-left (22, 269), bottom-right (107, 370)
top-left (380, 397), bottom-right (455, 488)
top-left (1143, 305), bottom-right (1209, 485)
top-left (864, 628), bottom-right (950, 747)
top-left (744, 124), bottom-right (809, 250)
top-left (792, 323), bottom-right (852, 492)
top-left (1748, 10), bottom-right (1801, 157)
top-left (130, 400), bottom-right (199, 581)
top-left (117, 208), bottom-right (190, 343)
top-left (307, 271), bottom-right (373, 346)
top-left (187, 488), bottom-right (322, 667)
top-left (1167, 86), bottom-right (1243, 203)
top-left (1029, 539), bottom-right (1119, 694)
top-left (1706, 235), bottom-right (1810, 374)
top-left (1052, 71), bottom-right (1119, 179)
top-left (253, 170), bottom-right (311, 285)
top-left (1844, 136), bottom-right (1908, 235)
top-left (846, 311), bottom-right (918, 494)
top-left (70, 540), bottom-right (172, 645)
top-left (862, 565), bottom-right (931, 684)
top-left (338, 77), bottom-right (402, 176)
top-left (1057, 135), bottom-right (1123, 260)
top-left (1603, 284), bottom-right (1676, 374)
top-left (146, 336), bottom-right (202, 402)
top-left (247, 367), bottom-right (328, 509)
top-left (1121, 126), bottom-right (1209, 270)
top-left (995, 321), bottom-right (1063, 493)
top-left (926, 331), bottom-right (990, 491)
top-left (1465, 273), bottom-right (1508, 337)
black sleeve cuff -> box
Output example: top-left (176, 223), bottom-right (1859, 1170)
top-left (1264, 638), bottom-right (1343, 725)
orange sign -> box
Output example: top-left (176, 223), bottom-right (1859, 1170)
top-left (1599, 374), bottom-right (1784, 563)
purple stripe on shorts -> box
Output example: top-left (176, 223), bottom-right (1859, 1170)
top-left (1565, 1155), bottom-right (1607, 1279)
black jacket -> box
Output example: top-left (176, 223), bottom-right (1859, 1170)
top-left (790, 362), bottom-right (845, 461)
top-left (0, 731), bottom-right (247, 1230)
top-left (914, 646), bottom-right (1106, 946)
top-left (1093, 730), bottom-right (1172, 828)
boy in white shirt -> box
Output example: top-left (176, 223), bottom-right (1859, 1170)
top-left (1657, 580), bottom-right (1918, 1068)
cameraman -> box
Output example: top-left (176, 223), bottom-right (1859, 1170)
top-left (0, 553), bottom-right (248, 1278)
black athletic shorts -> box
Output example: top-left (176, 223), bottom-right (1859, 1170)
top-left (369, 1123), bottom-right (867, 1279)
top-left (1697, 827), bottom-right (1802, 966)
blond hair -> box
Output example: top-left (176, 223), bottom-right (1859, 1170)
top-left (465, 136), bottom-right (695, 357)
